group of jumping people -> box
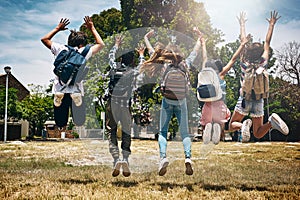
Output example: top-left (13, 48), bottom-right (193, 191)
top-left (41, 10), bottom-right (289, 177)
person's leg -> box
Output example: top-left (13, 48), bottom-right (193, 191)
top-left (201, 102), bottom-right (213, 144)
top-left (252, 116), bottom-right (271, 139)
top-left (120, 106), bottom-right (132, 160)
top-left (71, 98), bottom-right (86, 126)
top-left (174, 99), bottom-right (193, 175)
top-left (106, 101), bottom-right (122, 177)
top-left (54, 93), bottom-right (71, 128)
top-left (158, 98), bottom-right (172, 176)
top-left (174, 100), bottom-right (191, 158)
top-left (158, 98), bottom-right (172, 159)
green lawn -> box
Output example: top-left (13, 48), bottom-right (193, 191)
top-left (0, 139), bottom-right (299, 199)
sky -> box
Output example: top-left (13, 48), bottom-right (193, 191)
top-left (0, 0), bottom-right (299, 89)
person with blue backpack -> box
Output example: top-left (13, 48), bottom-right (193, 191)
top-left (41, 16), bottom-right (105, 129)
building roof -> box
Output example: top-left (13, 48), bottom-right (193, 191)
top-left (0, 73), bottom-right (30, 101)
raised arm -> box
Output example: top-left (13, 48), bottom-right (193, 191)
top-left (144, 29), bottom-right (155, 55)
top-left (41, 18), bottom-right (70, 49)
top-left (262, 10), bottom-right (281, 60)
top-left (219, 35), bottom-right (249, 79)
top-left (237, 12), bottom-right (247, 41)
top-left (185, 27), bottom-right (204, 69)
top-left (200, 34), bottom-right (207, 69)
top-left (108, 35), bottom-right (123, 69)
top-left (84, 16), bottom-right (105, 55)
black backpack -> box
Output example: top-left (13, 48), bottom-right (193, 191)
top-left (53, 45), bottom-right (91, 89)
top-left (108, 64), bottom-right (135, 98)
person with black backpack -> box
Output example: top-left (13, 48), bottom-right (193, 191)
top-left (41, 16), bottom-right (105, 129)
top-left (105, 35), bottom-right (137, 177)
top-left (229, 11), bottom-right (289, 142)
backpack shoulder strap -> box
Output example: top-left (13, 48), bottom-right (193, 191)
top-left (80, 45), bottom-right (91, 57)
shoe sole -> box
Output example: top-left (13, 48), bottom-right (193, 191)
top-left (185, 162), bottom-right (193, 175)
top-left (212, 123), bottom-right (221, 145)
top-left (242, 119), bottom-right (252, 143)
top-left (271, 113), bottom-right (289, 135)
top-left (54, 94), bottom-right (64, 107)
top-left (112, 162), bottom-right (122, 177)
top-left (203, 123), bottom-right (212, 144)
top-left (71, 93), bottom-right (82, 107)
top-left (122, 161), bottom-right (131, 177)
top-left (158, 161), bottom-right (169, 176)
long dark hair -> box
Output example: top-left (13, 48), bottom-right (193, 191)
top-left (242, 42), bottom-right (264, 63)
top-left (140, 43), bottom-right (184, 77)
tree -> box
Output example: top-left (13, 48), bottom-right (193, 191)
top-left (18, 84), bottom-right (53, 137)
top-left (275, 41), bottom-right (300, 86)
top-left (0, 85), bottom-right (22, 120)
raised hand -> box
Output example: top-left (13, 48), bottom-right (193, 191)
top-left (135, 42), bottom-right (146, 56)
top-left (267, 10), bottom-right (281, 25)
top-left (115, 34), bottom-right (124, 48)
top-left (237, 11), bottom-right (247, 25)
top-left (84, 16), bottom-right (94, 30)
top-left (193, 27), bottom-right (203, 39)
top-left (57, 18), bottom-right (70, 31)
top-left (145, 29), bottom-right (155, 38)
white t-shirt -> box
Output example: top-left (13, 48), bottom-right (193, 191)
top-left (51, 42), bottom-right (93, 95)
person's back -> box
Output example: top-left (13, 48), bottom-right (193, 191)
top-left (41, 16), bottom-right (104, 129)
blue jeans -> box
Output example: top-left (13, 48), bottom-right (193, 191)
top-left (158, 98), bottom-right (191, 158)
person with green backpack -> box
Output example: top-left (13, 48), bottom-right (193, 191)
top-left (229, 11), bottom-right (289, 142)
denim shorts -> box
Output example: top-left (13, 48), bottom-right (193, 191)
top-left (234, 96), bottom-right (264, 117)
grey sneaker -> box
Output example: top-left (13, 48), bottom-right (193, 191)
top-left (269, 113), bottom-right (289, 135)
top-left (203, 123), bottom-right (212, 144)
top-left (185, 158), bottom-right (193, 175)
top-left (70, 93), bottom-right (82, 107)
top-left (112, 159), bottom-right (122, 177)
top-left (122, 159), bottom-right (131, 177)
top-left (212, 123), bottom-right (221, 145)
top-left (158, 157), bottom-right (169, 176)
top-left (241, 119), bottom-right (252, 142)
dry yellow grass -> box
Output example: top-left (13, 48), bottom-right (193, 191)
top-left (0, 139), bottom-right (299, 199)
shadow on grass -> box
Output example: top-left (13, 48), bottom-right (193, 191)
top-left (203, 183), bottom-right (269, 192)
top-left (157, 182), bottom-right (196, 192)
top-left (112, 180), bottom-right (139, 187)
top-left (155, 182), bottom-right (270, 192)
top-left (59, 178), bottom-right (97, 185)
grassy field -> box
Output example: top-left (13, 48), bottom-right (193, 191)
top-left (0, 139), bottom-right (299, 199)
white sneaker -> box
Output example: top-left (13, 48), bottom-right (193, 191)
top-left (269, 113), bottom-right (289, 135)
top-left (54, 92), bottom-right (64, 107)
top-left (112, 159), bottom-right (122, 177)
top-left (241, 119), bottom-right (252, 142)
top-left (122, 159), bottom-right (131, 177)
top-left (185, 158), bottom-right (193, 175)
top-left (70, 93), bottom-right (82, 107)
top-left (158, 157), bottom-right (169, 176)
top-left (203, 123), bottom-right (212, 144)
top-left (212, 123), bottom-right (221, 145)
